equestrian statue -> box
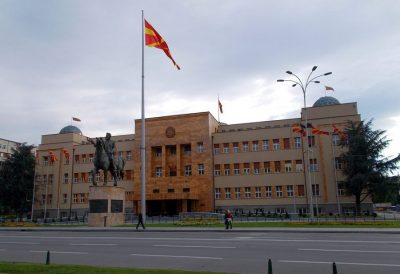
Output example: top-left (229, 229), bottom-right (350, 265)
top-left (88, 133), bottom-right (125, 186)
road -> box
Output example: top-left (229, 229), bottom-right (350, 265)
top-left (1, 230), bottom-right (400, 274)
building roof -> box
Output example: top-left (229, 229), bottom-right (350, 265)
top-left (59, 125), bottom-right (82, 134)
top-left (313, 96), bottom-right (340, 107)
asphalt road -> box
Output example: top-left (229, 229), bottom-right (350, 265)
top-left (1, 230), bottom-right (400, 274)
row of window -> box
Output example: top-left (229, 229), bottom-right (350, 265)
top-left (40, 151), bottom-right (132, 166)
top-left (153, 164), bottom-right (205, 177)
top-left (152, 142), bottom-right (205, 157)
top-left (214, 134), bottom-right (343, 154)
top-left (35, 170), bottom-right (133, 184)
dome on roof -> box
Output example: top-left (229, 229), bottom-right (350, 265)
top-left (313, 96), bottom-right (340, 107)
top-left (59, 125), bottom-right (82, 134)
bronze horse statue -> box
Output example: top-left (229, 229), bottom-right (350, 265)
top-left (90, 137), bottom-right (125, 186)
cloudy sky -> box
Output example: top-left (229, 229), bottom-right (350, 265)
top-left (1, 0), bottom-right (399, 159)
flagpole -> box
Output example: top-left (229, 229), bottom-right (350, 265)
top-left (140, 10), bottom-right (147, 223)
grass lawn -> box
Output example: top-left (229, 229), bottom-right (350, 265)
top-left (0, 262), bottom-right (230, 274)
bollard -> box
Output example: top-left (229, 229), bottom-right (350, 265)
top-left (332, 262), bottom-right (337, 274)
top-left (268, 258), bottom-right (273, 274)
top-left (46, 250), bottom-right (50, 265)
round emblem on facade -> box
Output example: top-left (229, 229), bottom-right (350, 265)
top-left (165, 127), bottom-right (176, 138)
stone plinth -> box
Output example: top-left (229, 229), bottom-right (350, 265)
top-left (88, 185), bottom-right (125, 227)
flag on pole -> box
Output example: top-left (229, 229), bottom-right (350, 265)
top-left (144, 19), bottom-right (180, 70)
top-left (48, 150), bottom-right (58, 162)
top-left (62, 148), bottom-right (70, 160)
top-left (72, 117), bottom-right (81, 122)
top-left (218, 99), bottom-right (223, 114)
top-left (325, 86), bottom-right (334, 91)
top-left (292, 124), bottom-right (305, 136)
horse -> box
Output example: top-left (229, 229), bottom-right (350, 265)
top-left (90, 138), bottom-right (125, 186)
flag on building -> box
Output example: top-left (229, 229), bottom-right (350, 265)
top-left (325, 86), bottom-right (334, 91)
top-left (62, 148), bottom-right (70, 160)
top-left (292, 124), bottom-right (305, 136)
top-left (48, 150), bottom-right (58, 162)
top-left (72, 117), bottom-right (81, 122)
top-left (218, 99), bottom-right (223, 114)
top-left (145, 19), bottom-right (180, 70)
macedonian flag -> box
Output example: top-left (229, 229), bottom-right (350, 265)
top-left (145, 19), bottom-right (180, 70)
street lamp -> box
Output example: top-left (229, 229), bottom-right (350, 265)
top-left (277, 66), bottom-right (332, 221)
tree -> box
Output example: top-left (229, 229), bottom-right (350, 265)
top-left (341, 119), bottom-right (400, 214)
top-left (0, 144), bottom-right (35, 217)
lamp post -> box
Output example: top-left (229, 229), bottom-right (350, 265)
top-left (277, 66), bottom-right (332, 221)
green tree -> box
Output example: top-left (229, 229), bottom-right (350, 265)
top-left (341, 120), bottom-right (400, 214)
top-left (0, 144), bottom-right (35, 217)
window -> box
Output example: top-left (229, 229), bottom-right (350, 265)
top-left (287, 185), bottom-right (294, 197)
top-left (169, 166), bottom-right (177, 176)
top-left (224, 164), bottom-right (230, 175)
top-left (252, 141), bottom-right (259, 152)
top-left (168, 146), bottom-right (176, 156)
top-left (312, 184), bottom-right (320, 196)
top-left (154, 147), bottom-right (162, 157)
top-left (234, 163), bottom-right (240, 175)
top-left (153, 189), bottom-right (160, 194)
top-left (184, 165), bottom-right (192, 176)
top-left (63, 194), bottom-right (68, 204)
top-left (297, 185), bottom-right (305, 197)
top-left (81, 173), bottom-right (87, 183)
top-left (213, 144), bottom-right (220, 154)
top-left (332, 134), bottom-right (340, 146)
top-left (88, 175), bottom-right (93, 183)
top-left (215, 188), bottom-right (221, 199)
top-left (74, 155), bottom-right (79, 164)
top-left (265, 186), bottom-right (272, 198)
top-left (283, 138), bottom-right (290, 149)
top-left (225, 188), bottom-right (231, 199)
top-left (198, 164), bottom-right (204, 175)
top-left (276, 186), bottom-right (283, 197)
top-left (298, 207), bottom-right (307, 215)
top-left (43, 156), bottom-right (48, 166)
top-left (242, 142), bottom-right (249, 152)
top-left (48, 194), bottom-right (52, 205)
top-left (183, 188), bottom-right (190, 193)
top-left (73, 194), bottom-right (78, 203)
top-left (41, 195), bottom-right (46, 205)
top-left (233, 142), bottom-right (239, 153)
top-left (264, 162), bottom-right (271, 173)
top-left (273, 139), bottom-right (280, 150)
top-left (309, 158), bottom-right (318, 172)
top-left (126, 151), bottom-right (132, 160)
top-left (183, 145), bottom-right (191, 156)
top-left (223, 143), bottom-right (229, 153)
top-left (82, 154), bottom-right (87, 163)
top-left (263, 140), bottom-right (269, 151)
top-left (155, 167), bottom-right (162, 177)
top-left (214, 164), bottom-right (221, 176)
top-left (295, 160), bottom-right (303, 172)
top-left (168, 188), bottom-right (175, 193)
top-left (79, 193), bottom-right (85, 203)
top-left (74, 173), bottom-right (78, 183)
top-left (337, 181), bottom-right (345, 196)
top-left (243, 163), bottom-right (250, 175)
top-left (276, 208), bottom-right (285, 214)
top-left (197, 142), bottom-right (204, 153)
top-left (294, 137), bottom-right (301, 149)
top-left (42, 175), bottom-right (47, 185)
top-left (95, 173), bottom-right (100, 183)
top-left (253, 162), bottom-right (260, 174)
top-left (335, 157), bottom-right (344, 170)
top-left (244, 187), bottom-right (251, 198)
top-left (307, 136), bottom-right (315, 147)
top-left (284, 160), bottom-right (292, 172)
top-left (255, 187), bottom-right (261, 198)
top-left (64, 173), bottom-right (69, 183)
top-left (274, 161), bottom-right (281, 173)
top-left (235, 187), bottom-right (241, 199)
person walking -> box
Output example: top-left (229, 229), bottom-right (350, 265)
top-left (136, 213), bottom-right (145, 230)
top-left (224, 210), bottom-right (233, 229)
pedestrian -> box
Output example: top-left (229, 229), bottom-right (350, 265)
top-left (224, 210), bottom-right (233, 229)
top-left (136, 213), bottom-right (145, 230)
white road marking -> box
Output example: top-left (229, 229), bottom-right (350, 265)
top-left (130, 253), bottom-right (223, 260)
top-left (280, 260), bottom-right (400, 268)
top-left (153, 244), bottom-right (236, 249)
top-left (299, 248), bottom-right (400, 253)
top-left (30, 250), bottom-right (88, 255)
top-left (1, 235), bottom-right (400, 244)
top-left (0, 242), bottom-right (39, 245)
top-left (69, 243), bottom-right (117, 246)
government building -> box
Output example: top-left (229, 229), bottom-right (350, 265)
top-left (32, 96), bottom-right (372, 219)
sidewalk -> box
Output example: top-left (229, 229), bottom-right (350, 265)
top-left (1, 226), bottom-right (400, 234)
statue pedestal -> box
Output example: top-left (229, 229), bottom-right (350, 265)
top-left (88, 185), bottom-right (125, 227)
